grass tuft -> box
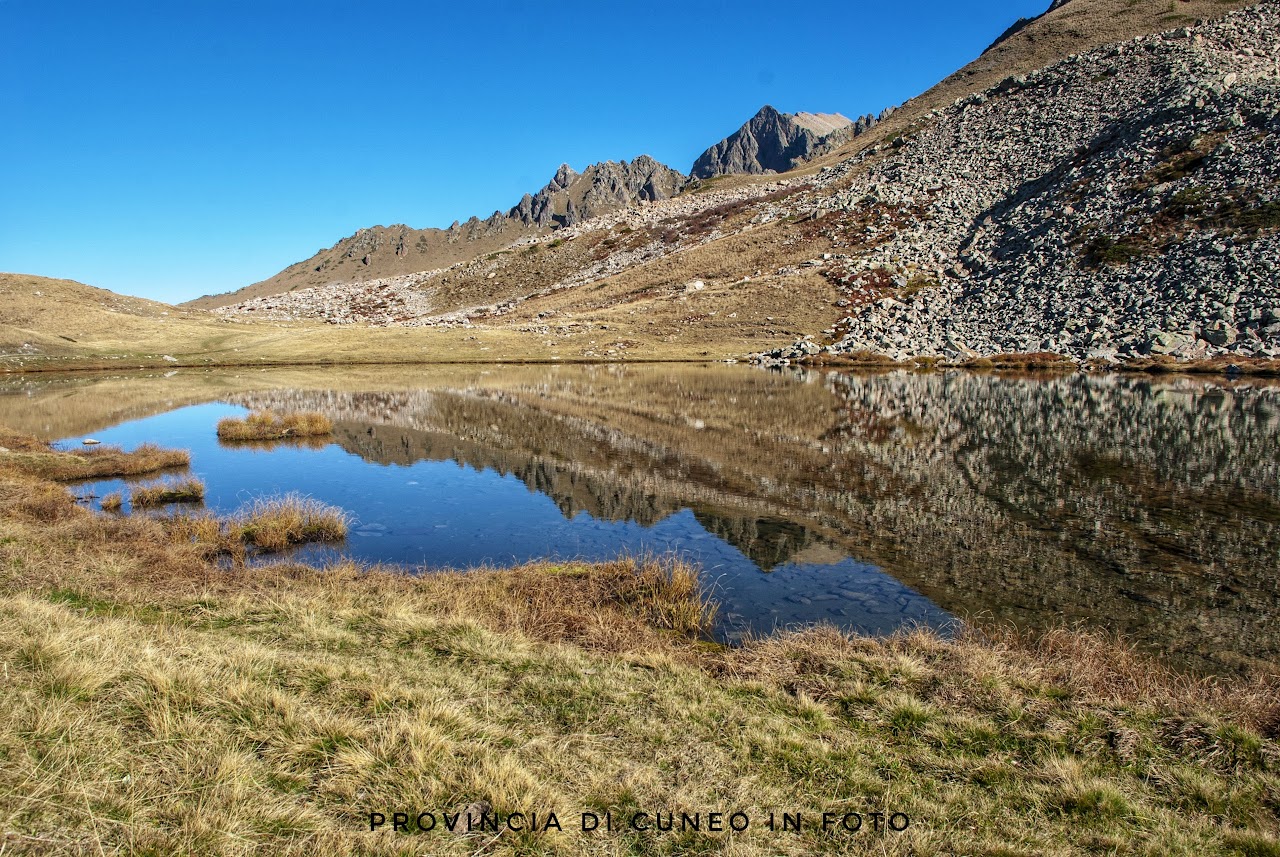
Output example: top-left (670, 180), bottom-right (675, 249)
top-left (599, 554), bottom-right (718, 636)
top-left (232, 494), bottom-right (349, 552)
top-left (131, 476), bottom-right (205, 507)
top-left (216, 411), bottom-right (332, 442)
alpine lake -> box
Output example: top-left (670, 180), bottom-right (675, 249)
top-left (5, 362), bottom-right (1277, 676)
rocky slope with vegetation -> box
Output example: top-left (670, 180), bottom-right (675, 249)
top-left (761, 0), bottom-right (1280, 364)
top-left (6, 0), bottom-right (1274, 373)
top-left (191, 0), bottom-right (1278, 370)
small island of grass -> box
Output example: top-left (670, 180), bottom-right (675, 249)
top-left (130, 476), bottom-right (206, 507)
top-left (0, 429), bottom-right (190, 482)
top-left (216, 411), bottom-right (333, 442)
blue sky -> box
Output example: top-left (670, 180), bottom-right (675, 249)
top-left (0, 1), bottom-right (1046, 302)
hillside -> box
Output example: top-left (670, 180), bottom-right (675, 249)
top-left (6, 0), bottom-right (1277, 373)
top-left (0, 273), bottom-right (201, 360)
top-left (761, 0), bottom-right (1280, 363)
top-left (188, 0), bottom-right (1280, 369)
top-left (190, 157), bottom-right (689, 310)
top-left (804, 0), bottom-right (1261, 172)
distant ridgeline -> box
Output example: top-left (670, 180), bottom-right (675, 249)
top-left (190, 102), bottom-right (888, 308)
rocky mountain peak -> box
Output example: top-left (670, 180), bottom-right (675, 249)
top-left (509, 157), bottom-right (687, 228)
top-left (551, 163), bottom-right (579, 190)
top-left (690, 105), bottom-right (876, 179)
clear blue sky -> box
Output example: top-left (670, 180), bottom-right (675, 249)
top-left (0, 1), bottom-right (1046, 302)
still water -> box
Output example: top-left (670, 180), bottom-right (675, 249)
top-left (4, 364), bottom-right (1277, 674)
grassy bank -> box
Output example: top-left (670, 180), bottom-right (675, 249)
top-left (0, 428), bottom-right (190, 482)
top-left (0, 434), bottom-right (1277, 856)
top-left (165, 494), bottom-right (351, 556)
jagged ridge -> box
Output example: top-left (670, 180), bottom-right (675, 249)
top-left (690, 105), bottom-right (882, 179)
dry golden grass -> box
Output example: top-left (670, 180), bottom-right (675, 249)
top-left (0, 272), bottom-right (807, 373)
top-left (157, 496), bottom-right (348, 561)
top-left (0, 426), bottom-right (1276, 856)
top-left (99, 491), bottom-right (123, 513)
top-left (0, 429), bottom-right (190, 483)
top-left (162, 510), bottom-right (225, 547)
top-left (131, 476), bottom-right (206, 507)
top-left (218, 434), bottom-right (332, 453)
top-left (232, 494), bottom-right (348, 552)
top-left (216, 410), bottom-right (333, 442)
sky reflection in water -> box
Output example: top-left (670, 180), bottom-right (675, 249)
top-left (60, 400), bottom-right (952, 644)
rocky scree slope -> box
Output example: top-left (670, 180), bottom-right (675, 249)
top-left (760, 1), bottom-right (1280, 365)
top-left (806, 0), bottom-right (1260, 176)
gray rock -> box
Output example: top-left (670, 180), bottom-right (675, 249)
top-left (1202, 321), bottom-right (1238, 347)
top-left (508, 156), bottom-right (686, 228)
top-left (691, 106), bottom-right (874, 179)
top-left (1149, 331), bottom-right (1194, 355)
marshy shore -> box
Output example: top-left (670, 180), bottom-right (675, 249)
top-left (0, 429), bottom-right (1276, 856)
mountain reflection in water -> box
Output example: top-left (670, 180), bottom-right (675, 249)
top-left (2, 363), bottom-right (1276, 675)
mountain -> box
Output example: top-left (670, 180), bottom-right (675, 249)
top-left (761, 0), bottom-right (1280, 364)
top-left (184, 158), bottom-right (686, 312)
top-left (193, 108), bottom-right (874, 310)
top-left (85, 0), bottom-right (1272, 373)
top-left (690, 106), bottom-right (878, 179)
top-left (212, 0), bottom-right (1275, 365)
top-left (188, 156), bottom-right (688, 309)
top-left (509, 156), bottom-right (687, 229)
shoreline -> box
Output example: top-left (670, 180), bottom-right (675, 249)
top-left (5, 351), bottom-right (1280, 378)
top-left (0, 430), bottom-right (1276, 854)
